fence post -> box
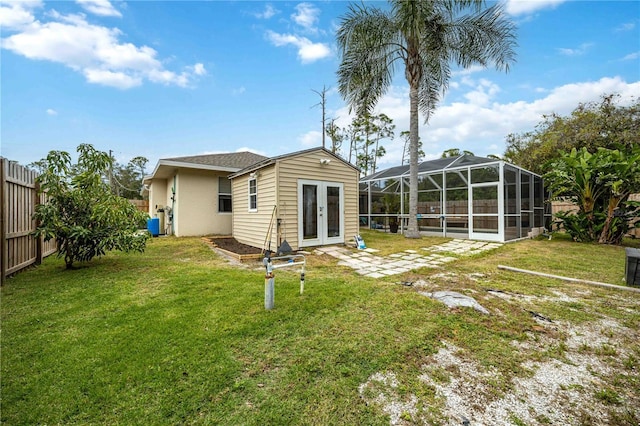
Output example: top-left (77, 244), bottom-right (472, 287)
top-left (1, 158), bottom-right (6, 286)
top-left (35, 181), bottom-right (42, 265)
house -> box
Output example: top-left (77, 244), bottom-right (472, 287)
top-left (143, 147), bottom-right (360, 252)
top-left (359, 154), bottom-right (549, 242)
top-left (142, 152), bottom-right (268, 236)
top-left (229, 147), bottom-right (360, 252)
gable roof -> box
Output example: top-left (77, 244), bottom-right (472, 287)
top-left (229, 147), bottom-right (359, 179)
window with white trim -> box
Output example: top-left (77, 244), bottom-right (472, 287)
top-left (218, 177), bottom-right (232, 213)
top-left (248, 178), bottom-right (257, 211)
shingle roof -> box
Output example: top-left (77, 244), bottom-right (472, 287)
top-left (165, 152), bottom-right (268, 169)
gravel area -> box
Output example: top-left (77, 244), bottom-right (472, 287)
top-left (358, 293), bottom-right (640, 425)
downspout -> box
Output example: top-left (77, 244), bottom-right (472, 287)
top-left (171, 175), bottom-right (176, 235)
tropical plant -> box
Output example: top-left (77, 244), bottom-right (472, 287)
top-left (33, 144), bottom-right (150, 269)
top-left (545, 146), bottom-right (640, 244)
top-left (337, 0), bottom-right (516, 237)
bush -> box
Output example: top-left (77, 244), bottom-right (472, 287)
top-left (33, 144), bottom-right (150, 269)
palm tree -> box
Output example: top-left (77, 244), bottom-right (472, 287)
top-left (337, 0), bottom-right (516, 238)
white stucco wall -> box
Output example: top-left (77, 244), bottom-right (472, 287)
top-left (148, 178), bottom-right (167, 217)
top-left (173, 169), bottom-right (232, 237)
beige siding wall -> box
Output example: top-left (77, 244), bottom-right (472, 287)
top-left (277, 151), bottom-right (359, 250)
top-left (174, 170), bottom-right (233, 237)
top-left (232, 166), bottom-right (277, 249)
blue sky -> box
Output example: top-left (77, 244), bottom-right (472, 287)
top-left (1, 0), bottom-right (639, 173)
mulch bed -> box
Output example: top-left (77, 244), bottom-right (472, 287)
top-left (209, 237), bottom-right (262, 255)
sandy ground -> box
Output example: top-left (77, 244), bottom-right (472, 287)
top-left (358, 279), bottom-right (640, 425)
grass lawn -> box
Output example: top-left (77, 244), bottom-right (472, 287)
top-left (1, 231), bottom-right (639, 425)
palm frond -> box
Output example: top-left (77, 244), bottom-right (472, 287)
top-left (447, 3), bottom-right (517, 72)
top-left (337, 4), bottom-right (404, 115)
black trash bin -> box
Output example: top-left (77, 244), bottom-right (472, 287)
top-left (625, 247), bottom-right (640, 286)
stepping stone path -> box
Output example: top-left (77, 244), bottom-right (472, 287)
top-left (315, 239), bottom-right (501, 278)
top-left (426, 239), bottom-right (503, 256)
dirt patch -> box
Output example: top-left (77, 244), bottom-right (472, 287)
top-left (359, 315), bottom-right (640, 425)
top-left (209, 237), bottom-right (262, 255)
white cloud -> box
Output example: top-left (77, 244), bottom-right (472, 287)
top-left (0, 0), bottom-right (41, 31)
top-left (46, 108), bottom-right (57, 115)
top-left (622, 52), bottom-right (639, 61)
top-left (191, 63), bottom-right (206, 76)
top-left (463, 78), bottom-right (501, 106)
top-left (1, 9), bottom-right (205, 89)
top-left (299, 130), bottom-right (322, 147)
top-left (504, 0), bottom-right (566, 16)
top-left (556, 42), bottom-right (593, 57)
top-left (265, 30), bottom-right (331, 63)
top-left (76, 0), bottom-right (121, 18)
top-left (291, 3), bottom-right (320, 32)
top-left (451, 65), bottom-right (485, 77)
top-left (84, 68), bottom-right (140, 89)
top-left (254, 4), bottom-right (278, 20)
top-left (334, 76), bottom-right (640, 170)
top-left (614, 21), bottom-right (636, 32)
top-left (232, 86), bottom-right (246, 96)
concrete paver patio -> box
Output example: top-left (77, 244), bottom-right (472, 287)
top-left (315, 239), bottom-right (502, 278)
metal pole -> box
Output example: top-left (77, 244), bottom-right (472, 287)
top-left (263, 254), bottom-right (306, 308)
top-left (264, 256), bottom-right (274, 310)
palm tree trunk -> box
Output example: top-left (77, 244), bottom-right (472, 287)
top-left (405, 82), bottom-right (421, 238)
top-left (598, 193), bottom-right (628, 244)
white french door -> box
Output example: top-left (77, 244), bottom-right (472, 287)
top-left (298, 180), bottom-right (344, 247)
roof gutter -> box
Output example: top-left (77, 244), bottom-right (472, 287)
top-left (146, 159), bottom-right (241, 180)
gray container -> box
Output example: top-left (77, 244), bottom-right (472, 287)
top-left (625, 247), bottom-right (640, 286)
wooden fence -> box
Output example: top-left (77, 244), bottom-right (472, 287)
top-left (129, 199), bottom-right (149, 214)
top-left (1, 158), bottom-right (57, 285)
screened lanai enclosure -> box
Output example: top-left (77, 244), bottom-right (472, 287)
top-left (359, 155), bottom-right (550, 242)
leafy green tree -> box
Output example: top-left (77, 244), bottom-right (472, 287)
top-left (441, 148), bottom-right (474, 158)
top-left (325, 118), bottom-right (345, 155)
top-left (112, 156), bottom-right (148, 199)
top-left (370, 113), bottom-right (395, 174)
top-left (545, 146), bottom-right (640, 244)
top-left (33, 144), bottom-right (150, 269)
top-left (504, 94), bottom-right (640, 174)
top-left (337, 0), bottom-right (516, 237)
top-left (400, 131), bottom-right (424, 165)
top-left (353, 112), bottom-right (395, 175)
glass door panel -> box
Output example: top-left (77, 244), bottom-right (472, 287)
top-left (302, 184), bottom-right (318, 240)
top-left (327, 186), bottom-right (340, 238)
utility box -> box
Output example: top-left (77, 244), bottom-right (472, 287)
top-left (625, 247), bottom-right (640, 286)
top-left (156, 209), bottom-right (165, 235)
